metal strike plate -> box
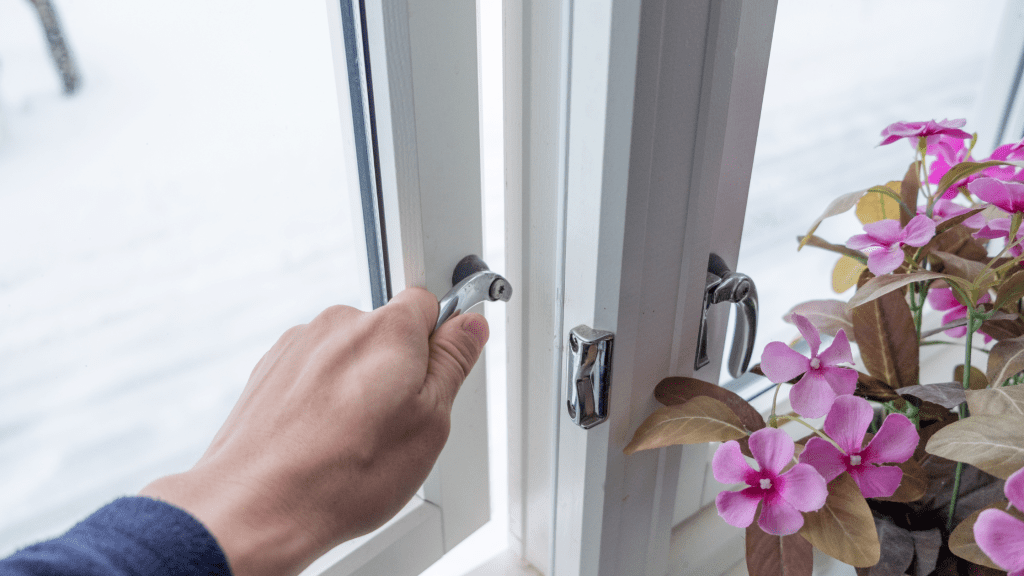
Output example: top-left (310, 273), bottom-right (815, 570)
top-left (566, 325), bottom-right (614, 429)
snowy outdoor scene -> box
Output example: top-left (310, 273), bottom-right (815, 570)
top-left (0, 0), bottom-right (1012, 573)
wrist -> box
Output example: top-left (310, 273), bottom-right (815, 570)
top-left (139, 468), bottom-right (321, 576)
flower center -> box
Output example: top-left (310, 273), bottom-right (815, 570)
top-left (809, 357), bottom-right (821, 370)
top-left (759, 478), bottom-right (772, 490)
top-left (849, 454), bottom-right (862, 466)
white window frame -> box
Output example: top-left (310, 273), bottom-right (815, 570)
top-left (505, 1), bottom-right (778, 575)
top-left (307, 0), bottom-right (491, 574)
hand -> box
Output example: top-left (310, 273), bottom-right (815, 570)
top-left (139, 287), bottom-right (489, 576)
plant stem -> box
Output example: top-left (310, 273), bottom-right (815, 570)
top-left (947, 305), bottom-right (978, 530)
top-left (769, 383), bottom-right (783, 426)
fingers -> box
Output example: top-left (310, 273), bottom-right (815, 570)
top-left (426, 312), bottom-right (488, 408)
top-left (383, 287), bottom-right (440, 338)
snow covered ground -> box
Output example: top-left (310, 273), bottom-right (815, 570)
top-left (0, 0), bottom-right (1012, 572)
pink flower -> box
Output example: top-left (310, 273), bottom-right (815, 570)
top-left (798, 396), bottom-right (919, 498)
top-left (713, 427), bottom-right (827, 535)
top-left (919, 199), bottom-right (986, 229)
top-left (984, 140), bottom-right (1024, 182)
top-left (928, 135), bottom-right (974, 198)
top-left (927, 287), bottom-right (993, 343)
top-left (880, 119), bottom-right (971, 147)
top-left (846, 215), bottom-right (936, 276)
top-left (968, 177), bottom-right (1024, 214)
top-left (760, 314), bottom-right (857, 418)
top-left (974, 466), bottom-right (1024, 576)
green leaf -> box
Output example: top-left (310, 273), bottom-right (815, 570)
top-left (798, 473), bottom-right (880, 567)
top-left (925, 415), bottom-right (1024, 478)
top-left (653, 376), bottom-right (766, 432)
top-left (934, 160), bottom-right (1012, 199)
top-left (847, 271), bottom-right (952, 309)
top-left (966, 385), bottom-right (1024, 416)
top-left (746, 524), bottom-right (813, 576)
top-left (799, 189), bottom-right (869, 251)
top-left (985, 336), bottom-right (1024, 388)
top-left (949, 500), bottom-right (1024, 570)
top-left (623, 396), bottom-right (747, 454)
top-left (797, 234), bottom-right (867, 261)
top-left (851, 283), bottom-right (919, 389)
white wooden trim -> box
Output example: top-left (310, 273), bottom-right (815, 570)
top-left (323, 0), bottom-right (491, 569)
top-left (548, 1), bottom-right (777, 575)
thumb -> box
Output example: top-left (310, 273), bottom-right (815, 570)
top-left (427, 312), bottom-right (489, 408)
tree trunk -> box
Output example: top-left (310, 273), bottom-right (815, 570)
top-left (27, 0), bottom-right (81, 95)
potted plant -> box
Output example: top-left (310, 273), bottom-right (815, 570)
top-left (626, 119), bottom-right (1024, 576)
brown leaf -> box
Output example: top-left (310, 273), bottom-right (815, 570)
top-left (934, 206), bottom-right (987, 235)
top-left (784, 300), bottom-right (853, 339)
top-left (910, 528), bottom-right (942, 576)
top-left (931, 251), bottom-right (997, 294)
top-left (856, 183), bottom-right (903, 225)
top-left (745, 523), bottom-right (813, 576)
top-left (955, 365), bottom-right (990, 391)
top-left (895, 383), bottom-right (967, 410)
top-left (986, 336), bottom-right (1024, 387)
top-left (799, 234), bottom-right (868, 261)
top-left (856, 371), bottom-right (902, 403)
top-left (799, 473), bottom-right (880, 567)
top-left (871, 458), bottom-right (927, 503)
top-left (966, 385), bottom-right (1024, 417)
top-left (847, 271), bottom-right (951, 309)
top-left (917, 399), bottom-right (957, 426)
top-left (994, 269), bottom-right (1024, 311)
top-left (949, 500), bottom-right (1024, 570)
top-left (926, 415), bottom-right (1024, 479)
top-left (800, 189), bottom-right (869, 250)
top-left (852, 285), bottom-right (919, 389)
top-left (924, 224), bottom-right (989, 262)
top-left (901, 163), bottom-right (920, 228)
top-left (653, 376), bottom-right (766, 431)
top-left (868, 517), bottom-right (915, 576)
top-left (833, 256), bottom-right (868, 294)
top-left (623, 396), bottom-right (747, 454)
top-left (979, 317), bottom-right (1024, 341)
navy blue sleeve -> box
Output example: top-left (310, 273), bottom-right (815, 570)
top-left (0, 497), bottom-right (232, 576)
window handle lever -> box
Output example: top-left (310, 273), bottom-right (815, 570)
top-left (433, 255), bottom-right (512, 333)
top-left (695, 253), bottom-right (758, 378)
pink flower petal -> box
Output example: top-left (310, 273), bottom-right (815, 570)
top-left (849, 464), bottom-right (903, 498)
top-left (823, 395), bottom-right (873, 454)
top-left (863, 219), bottom-right (903, 245)
top-left (818, 329), bottom-right (853, 366)
top-left (900, 215), bottom-right (937, 247)
top-left (791, 314), bottom-right (821, 358)
top-left (799, 437), bottom-right (848, 482)
top-left (712, 441), bottom-right (753, 485)
top-left (760, 342), bottom-right (810, 384)
top-left (866, 245), bottom-right (906, 276)
top-left (975, 509), bottom-right (1024, 573)
top-left (846, 233), bottom-right (879, 251)
top-left (861, 414), bottom-right (918, 465)
top-left (790, 371), bottom-right (838, 419)
top-left (1004, 466), bottom-right (1024, 511)
top-left (778, 463), bottom-right (828, 512)
top-left (758, 495), bottom-right (805, 536)
top-left (821, 366), bottom-right (857, 397)
top-left (970, 178), bottom-right (1016, 213)
top-left (715, 488), bottom-right (761, 528)
top-left (748, 427), bottom-right (795, 475)
top-left (928, 287), bottom-right (961, 311)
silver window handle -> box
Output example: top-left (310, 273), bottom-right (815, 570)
top-left (695, 253), bottom-right (758, 379)
top-left (433, 255), bottom-right (512, 333)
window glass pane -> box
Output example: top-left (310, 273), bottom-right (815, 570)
top-left (740, 0), bottom-right (1005, 360)
top-left (0, 0), bottom-right (370, 552)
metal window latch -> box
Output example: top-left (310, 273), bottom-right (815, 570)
top-left (695, 253), bottom-right (758, 378)
top-left (566, 325), bottom-right (614, 429)
top-left (434, 255), bottom-right (512, 333)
